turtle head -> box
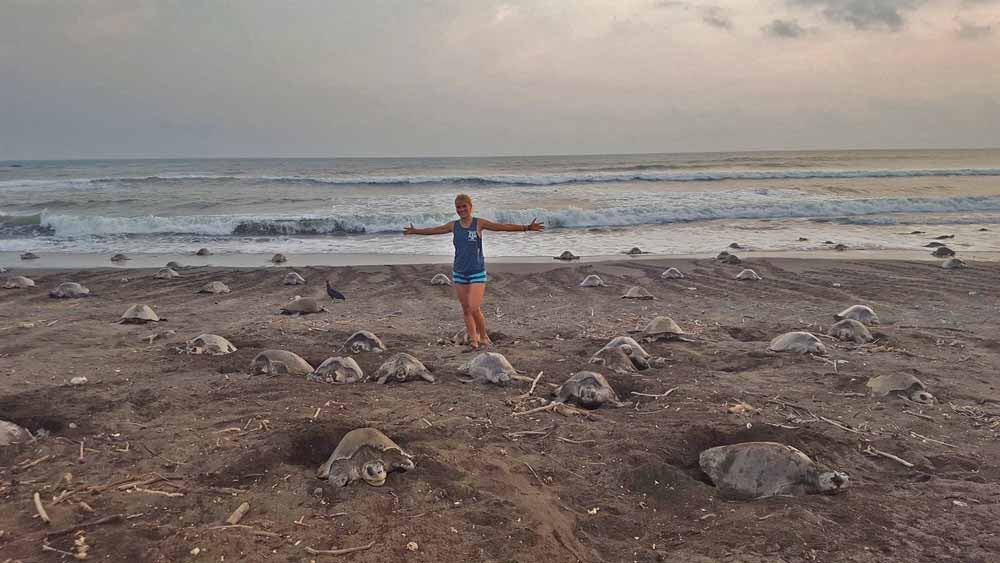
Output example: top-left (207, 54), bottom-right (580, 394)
top-left (360, 460), bottom-right (388, 487)
top-left (577, 383), bottom-right (602, 408)
top-left (910, 390), bottom-right (935, 405)
top-left (816, 471), bottom-right (849, 494)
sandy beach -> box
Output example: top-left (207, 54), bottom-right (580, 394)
top-left (1, 254), bottom-right (999, 562)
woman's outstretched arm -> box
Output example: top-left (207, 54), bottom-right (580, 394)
top-left (479, 218), bottom-right (545, 233)
top-left (404, 221), bottom-right (454, 235)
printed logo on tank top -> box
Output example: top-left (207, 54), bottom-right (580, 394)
top-left (467, 231), bottom-right (478, 241)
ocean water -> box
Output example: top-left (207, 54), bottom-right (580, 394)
top-left (2, 149), bottom-right (999, 262)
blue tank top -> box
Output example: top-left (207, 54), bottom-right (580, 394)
top-left (453, 218), bottom-right (485, 275)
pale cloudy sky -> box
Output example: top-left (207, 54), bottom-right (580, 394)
top-left (1, 0), bottom-right (998, 158)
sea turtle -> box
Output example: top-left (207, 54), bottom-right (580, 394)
top-left (316, 428), bottom-right (415, 487)
top-left (344, 330), bottom-right (386, 353)
top-left (828, 319), bottom-right (873, 344)
top-left (271, 253), bottom-right (287, 264)
top-left (933, 234), bottom-right (954, 240)
top-left (195, 248), bottom-right (212, 256)
top-left (941, 258), bottom-right (967, 269)
top-left (117, 304), bottom-right (162, 324)
top-left (579, 274), bottom-right (607, 287)
top-left (589, 345), bottom-right (641, 375)
top-left (20, 252), bottom-right (39, 260)
top-left (797, 237), bottom-right (809, 242)
top-left (924, 242), bottom-right (945, 248)
top-left (834, 305), bottom-right (879, 325)
top-left (931, 246), bottom-right (955, 258)
top-left (635, 316), bottom-right (692, 342)
top-left (621, 286), bottom-right (654, 300)
top-left (2, 276), bottom-right (35, 289)
top-left (660, 267), bottom-right (684, 279)
top-left (979, 227), bottom-right (990, 232)
top-left (768, 332), bottom-right (826, 354)
top-left (554, 250), bottom-right (580, 261)
top-left (307, 356), bottom-right (364, 384)
top-left (248, 350), bottom-right (314, 376)
top-left (625, 247), bottom-right (646, 255)
top-left (866, 373), bottom-right (934, 404)
top-left (553, 371), bottom-right (628, 409)
top-left (198, 281), bottom-right (231, 294)
top-left (458, 352), bottom-right (516, 385)
top-left (834, 244), bottom-right (848, 251)
top-left (599, 336), bottom-right (651, 369)
top-left (0, 420), bottom-right (33, 446)
top-left (49, 282), bottom-right (91, 298)
top-left (165, 261), bottom-right (184, 269)
top-left (181, 334), bottom-right (237, 355)
top-left (283, 272), bottom-right (306, 285)
top-left (155, 268), bottom-right (181, 279)
top-left (729, 242), bottom-right (743, 249)
top-left (110, 253), bottom-right (130, 262)
top-left (430, 273), bottom-right (452, 286)
top-left (279, 296), bottom-right (326, 315)
top-left (372, 353), bottom-right (434, 384)
top-left (699, 442), bottom-right (849, 500)
top-left (735, 269), bottom-right (762, 281)
top-left (717, 251), bottom-right (742, 265)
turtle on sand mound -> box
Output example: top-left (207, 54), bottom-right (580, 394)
top-left (430, 273), bottom-right (452, 286)
top-left (182, 334), bottom-right (237, 355)
top-left (155, 268), bottom-right (181, 279)
top-left (660, 267), bottom-right (684, 279)
top-left (458, 352), bottom-right (517, 385)
top-left (0, 420), bottom-right (33, 446)
top-left (110, 253), bottom-right (129, 262)
top-left (20, 252), bottom-right (39, 260)
top-left (924, 242), bottom-right (945, 248)
top-left (372, 353), bottom-right (434, 384)
top-left (316, 428), bottom-right (415, 487)
top-left (283, 272), bottom-right (306, 285)
top-left (165, 261), bottom-right (184, 269)
top-left (625, 247), bottom-right (647, 255)
top-left (866, 373), bottom-right (934, 404)
top-left (2, 276), bottom-right (35, 289)
top-left (579, 274), bottom-right (606, 288)
top-left (49, 282), bottom-right (91, 298)
top-left (344, 330), bottom-right (386, 353)
top-left (195, 248), bottom-right (212, 256)
top-left (621, 286), bottom-right (654, 300)
top-left (554, 250), bottom-right (580, 261)
top-left (117, 304), bottom-right (162, 324)
top-left (633, 316), bottom-right (694, 342)
top-left (279, 296), bottom-right (326, 315)
top-left (941, 257), bottom-right (967, 269)
top-left (768, 332), bottom-right (826, 354)
top-left (717, 251), bottom-right (742, 265)
top-left (834, 244), bottom-right (848, 251)
top-left (307, 356), bottom-right (364, 384)
top-left (931, 246), bottom-right (955, 258)
top-left (271, 253), bottom-right (287, 264)
top-left (735, 269), bottom-right (762, 281)
top-left (601, 336), bottom-right (651, 367)
top-left (828, 319), bottom-right (873, 344)
top-left (589, 345), bottom-right (642, 375)
top-left (834, 305), bottom-right (879, 325)
top-left (553, 371), bottom-right (628, 409)
top-left (198, 281), bottom-right (231, 294)
top-left (699, 442), bottom-right (849, 500)
top-left (249, 350), bottom-right (314, 376)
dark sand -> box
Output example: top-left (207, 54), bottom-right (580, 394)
top-left (2, 257), bottom-right (999, 562)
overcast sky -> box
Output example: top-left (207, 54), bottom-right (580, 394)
top-left (2, 0), bottom-right (998, 158)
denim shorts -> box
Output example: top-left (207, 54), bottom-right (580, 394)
top-left (452, 271), bottom-right (487, 285)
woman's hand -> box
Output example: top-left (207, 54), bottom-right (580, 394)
top-left (526, 218), bottom-right (545, 232)
top-left (403, 223), bottom-right (417, 235)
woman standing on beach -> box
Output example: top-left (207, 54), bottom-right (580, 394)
top-left (404, 194), bottom-right (544, 350)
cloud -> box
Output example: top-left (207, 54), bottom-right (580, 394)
top-left (956, 20), bottom-right (993, 38)
top-left (763, 19), bottom-right (807, 38)
top-left (700, 6), bottom-right (732, 29)
top-left (791, 0), bottom-right (924, 31)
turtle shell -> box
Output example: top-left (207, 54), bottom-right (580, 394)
top-left (155, 268), bottom-right (181, 279)
top-left (120, 304), bottom-right (160, 323)
top-left (768, 332), bottom-right (825, 354)
top-left (621, 286), bottom-right (654, 300)
top-left (50, 282), bottom-right (90, 298)
top-left (642, 316), bottom-right (684, 336)
top-left (579, 274), bottom-right (606, 287)
top-left (554, 251), bottom-right (579, 260)
top-left (660, 267), bottom-right (684, 279)
top-left (250, 350), bottom-right (314, 376)
top-left (283, 272), bottom-right (306, 285)
top-left (198, 281), bottom-right (231, 294)
top-left (430, 273), bottom-right (452, 286)
top-left (459, 352), bottom-right (516, 384)
top-left (2, 276), bottom-right (35, 289)
top-left (187, 334), bottom-right (236, 355)
top-left (735, 269), bottom-right (762, 281)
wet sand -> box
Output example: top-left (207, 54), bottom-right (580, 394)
top-left (2, 256), bottom-right (999, 562)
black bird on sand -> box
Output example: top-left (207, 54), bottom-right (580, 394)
top-left (325, 280), bottom-right (346, 301)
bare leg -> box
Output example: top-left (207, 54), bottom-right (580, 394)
top-left (455, 284), bottom-right (480, 347)
top-left (468, 283), bottom-right (491, 345)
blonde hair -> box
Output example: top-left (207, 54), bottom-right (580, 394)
top-left (454, 193), bottom-right (472, 206)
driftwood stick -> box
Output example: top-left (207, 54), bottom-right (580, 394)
top-left (524, 462), bottom-right (546, 487)
top-left (903, 410), bottom-right (935, 421)
top-left (863, 445), bottom-right (914, 468)
top-left (512, 402), bottom-right (557, 417)
top-left (33, 492), bottom-right (52, 524)
top-left (226, 502), bottom-right (251, 525)
top-left (557, 436), bottom-right (597, 445)
top-left (818, 416), bottom-right (860, 434)
top-left (910, 432), bottom-right (958, 448)
top-left (304, 540), bottom-right (376, 556)
top-left (45, 514), bottom-right (124, 538)
top-left (526, 371), bottom-right (544, 396)
top-left (630, 387), bottom-right (678, 399)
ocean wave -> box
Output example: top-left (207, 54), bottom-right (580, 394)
top-left (9, 194), bottom-right (999, 238)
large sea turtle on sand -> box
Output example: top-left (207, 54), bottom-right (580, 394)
top-left (249, 350), bottom-right (314, 376)
top-left (589, 345), bottom-right (642, 375)
top-left (625, 247), bottom-right (647, 255)
top-left (283, 272), bottom-right (306, 285)
top-left (430, 273), bottom-right (452, 286)
top-left (717, 251), bottom-right (742, 265)
top-left (866, 373), bottom-right (934, 404)
top-left (20, 252), bottom-right (39, 260)
top-left (271, 253), bottom-right (287, 264)
top-left (372, 353), bottom-right (434, 384)
top-left (602, 336), bottom-right (651, 367)
top-left (768, 332), bottom-right (826, 354)
top-left (924, 242), bottom-right (945, 248)
top-left (198, 281), bottom-right (231, 294)
top-left (660, 267), bottom-right (684, 279)
top-left (316, 428), bottom-right (415, 487)
top-left (2, 276), bottom-right (35, 289)
top-left (344, 330), bottom-right (386, 353)
top-left (622, 286), bottom-right (654, 300)
top-left (735, 269), bottom-right (762, 281)
top-left (117, 304), bottom-right (162, 324)
top-left (49, 282), bottom-right (91, 298)
top-left (110, 253), bottom-right (129, 262)
top-left (941, 257), bottom-right (966, 269)
top-left (699, 442), bottom-right (849, 500)
top-left (195, 248), bottom-right (212, 256)
top-left (307, 356), bottom-right (364, 384)
top-left (182, 334), bottom-right (236, 355)
top-left (931, 246), bottom-right (955, 258)
top-left (828, 319), bottom-right (873, 344)
top-left (634, 316), bottom-right (692, 342)
top-left (279, 296), bottom-right (326, 315)
top-left (165, 261), bottom-right (184, 269)
top-left (553, 371), bottom-right (628, 409)
top-left (0, 420), bottom-right (33, 446)
top-left (155, 268), bottom-right (181, 279)
top-left (458, 352), bottom-right (516, 385)
top-left (579, 274), bottom-right (607, 287)
top-left (554, 250), bottom-right (580, 261)
top-left (834, 305), bottom-right (879, 325)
